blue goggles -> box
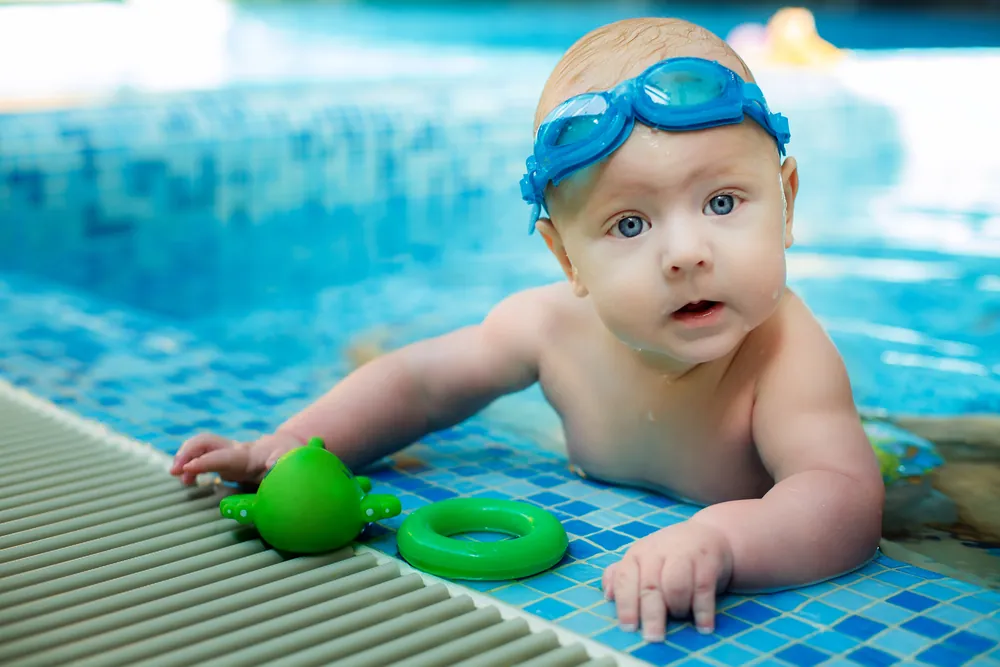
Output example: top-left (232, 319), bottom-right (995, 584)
top-left (520, 57), bottom-right (791, 233)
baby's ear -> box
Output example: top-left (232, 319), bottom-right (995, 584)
top-left (780, 157), bottom-right (800, 249)
top-left (535, 218), bottom-right (588, 297)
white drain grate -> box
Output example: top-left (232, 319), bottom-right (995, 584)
top-left (0, 380), bottom-right (640, 666)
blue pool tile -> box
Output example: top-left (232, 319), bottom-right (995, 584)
top-left (797, 601), bottom-right (848, 625)
top-left (559, 611), bottom-right (611, 636)
top-left (955, 595), bottom-right (1000, 615)
top-left (916, 643), bottom-right (973, 667)
top-left (848, 646), bottom-right (899, 666)
top-left (567, 539), bottom-right (603, 560)
top-left (767, 616), bottom-right (816, 639)
top-left (471, 490), bottom-right (511, 501)
top-left (925, 604), bottom-right (980, 627)
top-left (491, 584), bottom-right (544, 606)
top-left (903, 617), bottom-right (956, 639)
top-left (728, 600), bottom-right (782, 624)
top-left (876, 570), bottom-right (926, 589)
top-left (615, 501), bottom-right (656, 518)
top-left (638, 493), bottom-right (676, 509)
top-left (889, 591), bottom-right (939, 613)
top-left (668, 626), bottom-right (719, 651)
top-left (804, 630), bottom-right (861, 654)
top-left (563, 519), bottom-right (601, 537)
top-left (451, 465), bottom-right (489, 477)
top-left (871, 627), bottom-right (935, 657)
top-left (501, 467), bottom-right (536, 479)
top-left (557, 585), bottom-right (606, 608)
top-left (529, 474), bottom-right (566, 489)
top-left (705, 643), bottom-right (758, 665)
top-left (595, 626), bottom-right (643, 651)
top-left (559, 562), bottom-right (604, 583)
top-left (526, 491), bottom-right (569, 506)
top-left (967, 619), bottom-right (1000, 642)
top-left (714, 613), bottom-right (753, 638)
top-left (589, 530), bottom-right (632, 551)
top-left (591, 601), bottom-right (618, 620)
top-left (631, 642), bottom-right (688, 665)
top-left (557, 500), bottom-right (600, 517)
top-left (775, 643), bottom-right (829, 667)
top-left (642, 512), bottom-right (685, 528)
top-left (617, 521), bottom-right (660, 539)
top-left (498, 481), bottom-right (545, 497)
top-left (736, 628), bottom-right (787, 653)
top-left (524, 572), bottom-right (576, 594)
top-left (835, 615), bottom-right (887, 640)
top-left (945, 631), bottom-right (997, 656)
top-left (914, 583), bottom-right (963, 602)
top-left (758, 590), bottom-right (810, 612)
top-left (416, 486), bottom-right (458, 502)
top-left (851, 579), bottom-right (901, 599)
top-left (859, 601), bottom-right (917, 625)
top-left (823, 589), bottom-right (874, 612)
top-left (524, 597), bottom-right (576, 621)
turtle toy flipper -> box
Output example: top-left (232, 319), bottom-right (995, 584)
top-left (356, 476), bottom-right (373, 493)
top-left (220, 495), bottom-right (256, 525)
top-left (360, 494), bottom-right (402, 522)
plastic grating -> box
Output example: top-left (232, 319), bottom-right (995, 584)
top-left (0, 383), bottom-right (636, 667)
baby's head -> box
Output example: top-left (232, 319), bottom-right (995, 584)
top-left (524, 18), bottom-right (799, 370)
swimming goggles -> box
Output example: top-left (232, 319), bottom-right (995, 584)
top-left (519, 57), bottom-right (791, 233)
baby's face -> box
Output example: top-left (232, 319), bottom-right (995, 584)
top-left (545, 120), bottom-right (797, 366)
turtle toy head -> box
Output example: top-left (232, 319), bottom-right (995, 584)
top-left (219, 437), bottom-right (401, 553)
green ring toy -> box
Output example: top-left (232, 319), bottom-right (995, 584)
top-left (396, 497), bottom-right (569, 580)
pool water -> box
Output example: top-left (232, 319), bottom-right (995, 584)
top-left (2, 2), bottom-right (1000, 663)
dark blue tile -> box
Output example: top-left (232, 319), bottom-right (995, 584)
top-left (563, 520), bottom-right (601, 536)
top-left (631, 642), bottom-right (687, 665)
top-left (848, 646), bottom-right (899, 666)
top-left (501, 467), bottom-right (536, 478)
top-left (530, 474), bottom-right (566, 488)
top-left (888, 591), bottom-right (938, 613)
top-left (568, 539), bottom-right (602, 560)
top-left (558, 500), bottom-right (599, 517)
top-left (452, 465), bottom-right (488, 477)
top-left (589, 530), bottom-right (632, 551)
top-left (618, 521), bottom-right (660, 539)
top-left (668, 626), bottom-right (719, 651)
top-left (391, 477), bottom-right (431, 492)
top-left (916, 644), bottom-right (971, 667)
top-left (527, 491), bottom-right (569, 507)
top-left (417, 486), bottom-right (458, 502)
top-left (524, 598), bottom-right (575, 621)
top-left (945, 631), bottom-right (996, 655)
top-left (638, 494), bottom-right (676, 508)
top-left (714, 613), bottom-right (752, 637)
top-left (902, 616), bottom-right (953, 639)
top-left (775, 644), bottom-right (829, 667)
top-left (836, 615), bottom-right (887, 640)
top-left (727, 600), bottom-right (781, 624)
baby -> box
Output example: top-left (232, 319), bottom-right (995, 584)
top-left (172, 17), bottom-right (884, 642)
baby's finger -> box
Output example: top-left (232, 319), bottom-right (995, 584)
top-left (613, 559), bottom-right (640, 632)
top-left (660, 558), bottom-right (694, 620)
top-left (692, 558), bottom-right (719, 634)
top-left (171, 434), bottom-right (233, 473)
top-left (639, 556), bottom-right (666, 642)
top-left (602, 563), bottom-right (617, 600)
top-left (182, 446), bottom-right (252, 483)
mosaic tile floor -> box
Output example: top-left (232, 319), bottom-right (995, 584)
top-left (2, 273), bottom-right (999, 667)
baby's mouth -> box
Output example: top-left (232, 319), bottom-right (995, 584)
top-left (671, 300), bottom-right (723, 320)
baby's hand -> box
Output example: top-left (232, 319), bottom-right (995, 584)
top-left (170, 432), bottom-right (304, 485)
top-left (602, 520), bottom-right (734, 642)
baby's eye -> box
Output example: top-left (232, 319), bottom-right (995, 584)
top-left (704, 194), bottom-right (737, 216)
top-left (610, 215), bottom-right (650, 239)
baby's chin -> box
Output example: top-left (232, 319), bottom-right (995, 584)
top-left (612, 325), bottom-right (747, 370)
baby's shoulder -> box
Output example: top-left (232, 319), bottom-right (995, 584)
top-left (742, 289), bottom-right (847, 390)
top-left (490, 282), bottom-right (590, 336)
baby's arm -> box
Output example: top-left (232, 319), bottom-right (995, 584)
top-left (693, 323), bottom-right (885, 591)
top-left (173, 289), bottom-right (546, 481)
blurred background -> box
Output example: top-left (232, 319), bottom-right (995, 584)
top-left (1, 0), bottom-right (999, 587)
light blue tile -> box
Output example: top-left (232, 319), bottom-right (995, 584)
top-left (524, 572), bottom-right (576, 595)
top-left (592, 601), bottom-right (619, 620)
top-left (913, 582), bottom-right (963, 602)
top-left (857, 601), bottom-right (915, 625)
top-left (796, 601), bottom-right (848, 625)
top-left (822, 589), bottom-right (875, 612)
top-left (925, 603), bottom-right (981, 627)
top-left (557, 585), bottom-right (607, 609)
top-left (583, 490), bottom-right (631, 510)
top-left (757, 590), bottom-right (810, 612)
top-left (766, 616), bottom-right (816, 639)
top-left (490, 584), bottom-right (544, 607)
top-left (850, 578), bottom-right (901, 599)
top-left (705, 642), bottom-right (759, 666)
top-left (735, 628), bottom-right (787, 653)
top-left (558, 562), bottom-right (604, 583)
top-left (869, 627), bottom-right (932, 657)
top-left (594, 626), bottom-right (644, 652)
top-left (642, 512), bottom-right (685, 528)
top-left (968, 618), bottom-right (1000, 642)
top-left (497, 480), bottom-right (545, 497)
top-left (803, 630), bottom-right (861, 655)
top-left (587, 511), bottom-right (635, 529)
top-left (874, 570), bottom-right (924, 589)
top-left (558, 611), bottom-right (612, 636)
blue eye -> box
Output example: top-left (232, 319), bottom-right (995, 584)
top-left (614, 215), bottom-right (649, 238)
top-left (705, 194), bottom-right (735, 216)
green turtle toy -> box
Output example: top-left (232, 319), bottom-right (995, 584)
top-left (219, 436), bottom-right (402, 553)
